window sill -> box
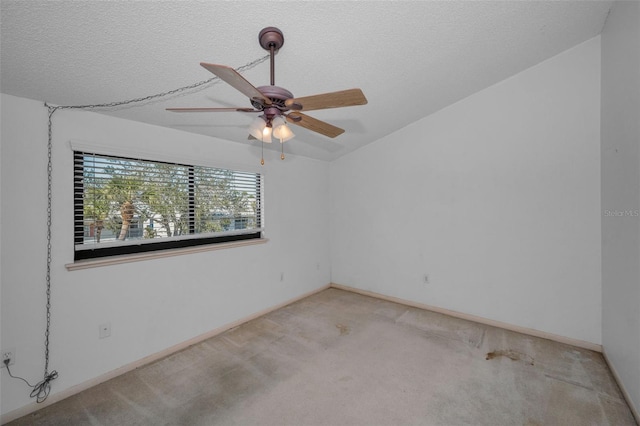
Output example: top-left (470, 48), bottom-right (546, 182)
top-left (65, 238), bottom-right (268, 271)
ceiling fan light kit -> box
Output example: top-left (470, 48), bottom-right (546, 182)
top-left (248, 115), bottom-right (295, 143)
top-left (167, 27), bottom-right (367, 164)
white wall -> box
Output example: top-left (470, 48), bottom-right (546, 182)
top-left (0, 87), bottom-right (3, 414)
top-left (0, 94), bottom-right (331, 416)
top-left (601, 0), bottom-right (640, 414)
top-left (331, 37), bottom-right (602, 345)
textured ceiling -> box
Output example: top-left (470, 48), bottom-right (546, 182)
top-left (1, 1), bottom-right (612, 161)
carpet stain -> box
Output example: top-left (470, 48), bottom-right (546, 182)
top-left (486, 349), bottom-right (534, 365)
top-left (336, 324), bottom-right (350, 335)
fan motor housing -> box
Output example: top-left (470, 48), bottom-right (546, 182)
top-left (252, 85), bottom-right (293, 111)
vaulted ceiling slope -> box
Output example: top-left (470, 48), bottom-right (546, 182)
top-left (0, 1), bottom-right (612, 161)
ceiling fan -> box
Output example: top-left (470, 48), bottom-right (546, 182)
top-left (167, 27), bottom-right (367, 156)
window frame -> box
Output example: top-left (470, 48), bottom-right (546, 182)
top-left (71, 142), bottom-right (264, 262)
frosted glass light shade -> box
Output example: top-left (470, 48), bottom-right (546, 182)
top-left (249, 116), bottom-right (272, 143)
top-left (271, 116), bottom-right (295, 142)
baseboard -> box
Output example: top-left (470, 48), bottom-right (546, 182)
top-left (330, 283), bottom-right (603, 353)
top-left (602, 350), bottom-right (640, 424)
top-left (0, 283), bottom-right (331, 425)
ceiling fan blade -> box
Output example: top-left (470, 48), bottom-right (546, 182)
top-left (286, 112), bottom-right (345, 138)
top-left (200, 62), bottom-right (271, 106)
top-left (285, 88), bottom-right (367, 112)
top-left (166, 107), bottom-right (258, 112)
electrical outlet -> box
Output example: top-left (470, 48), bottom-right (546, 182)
top-left (2, 348), bottom-right (16, 367)
top-left (99, 322), bottom-right (111, 339)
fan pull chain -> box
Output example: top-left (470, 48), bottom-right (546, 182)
top-left (281, 140), bottom-right (285, 160)
top-left (261, 140), bottom-right (265, 165)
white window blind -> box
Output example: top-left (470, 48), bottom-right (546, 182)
top-left (74, 151), bottom-right (262, 260)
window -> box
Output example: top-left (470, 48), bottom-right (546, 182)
top-left (74, 151), bottom-right (262, 261)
